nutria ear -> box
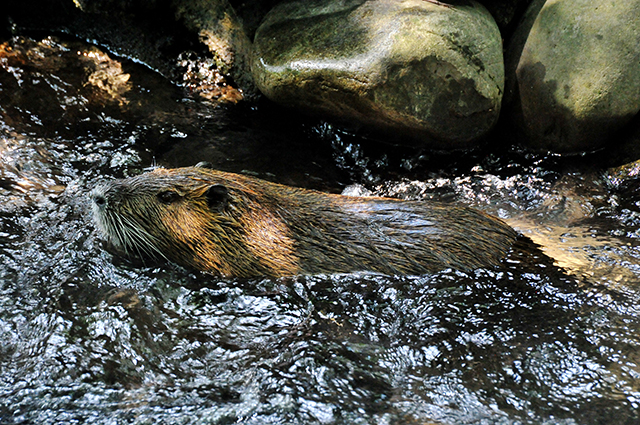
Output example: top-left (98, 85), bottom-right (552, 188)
top-left (205, 184), bottom-right (229, 210)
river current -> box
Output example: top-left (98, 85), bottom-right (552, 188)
top-left (1, 35), bottom-right (639, 425)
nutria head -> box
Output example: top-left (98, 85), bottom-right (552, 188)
top-left (90, 165), bottom-right (300, 277)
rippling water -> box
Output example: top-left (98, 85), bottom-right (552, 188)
top-left (1, 35), bottom-right (640, 425)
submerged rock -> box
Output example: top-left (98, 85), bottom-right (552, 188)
top-left (252, 0), bottom-right (504, 149)
top-left (506, 0), bottom-right (640, 153)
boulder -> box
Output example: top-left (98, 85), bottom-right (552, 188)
top-left (506, 0), bottom-right (640, 153)
top-left (8, 0), bottom-right (255, 101)
top-left (173, 0), bottom-right (256, 98)
top-left (251, 0), bottom-right (504, 149)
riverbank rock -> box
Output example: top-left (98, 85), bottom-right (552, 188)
top-left (251, 0), bottom-right (504, 149)
top-left (506, 0), bottom-right (640, 153)
top-left (6, 0), bottom-right (254, 102)
top-left (173, 0), bottom-right (255, 97)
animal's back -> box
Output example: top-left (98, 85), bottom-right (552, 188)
top-left (277, 192), bottom-right (517, 275)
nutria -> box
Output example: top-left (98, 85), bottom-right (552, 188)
top-left (90, 164), bottom-right (518, 278)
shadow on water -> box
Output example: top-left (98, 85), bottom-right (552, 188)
top-left (1, 35), bottom-right (640, 425)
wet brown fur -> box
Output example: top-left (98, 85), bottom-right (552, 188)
top-left (91, 166), bottom-right (518, 278)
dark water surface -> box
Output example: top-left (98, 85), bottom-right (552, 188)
top-left (1, 35), bottom-right (640, 425)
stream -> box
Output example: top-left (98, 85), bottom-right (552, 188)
top-left (1, 35), bottom-right (640, 425)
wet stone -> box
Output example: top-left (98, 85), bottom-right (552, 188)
top-left (506, 0), bottom-right (640, 153)
top-left (251, 0), bottom-right (505, 149)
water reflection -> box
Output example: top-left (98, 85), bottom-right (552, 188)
top-left (1, 34), bottom-right (640, 425)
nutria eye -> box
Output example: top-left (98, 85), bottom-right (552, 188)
top-left (157, 190), bottom-right (181, 204)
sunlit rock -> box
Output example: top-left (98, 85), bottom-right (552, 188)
top-left (252, 0), bottom-right (504, 149)
top-left (67, 0), bottom-right (251, 102)
top-left (173, 0), bottom-right (254, 99)
top-left (506, 0), bottom-right (640, 153)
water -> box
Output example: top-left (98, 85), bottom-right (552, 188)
top-left (1, 35), bottom-right (640, 425)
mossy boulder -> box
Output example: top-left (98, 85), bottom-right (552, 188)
top-left (507, 0), bottom-right (640, 152)
top-left (252, 0), bottom-right (504, 149)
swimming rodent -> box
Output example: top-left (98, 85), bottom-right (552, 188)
top-left (90, 164), bottom-right (518, 278)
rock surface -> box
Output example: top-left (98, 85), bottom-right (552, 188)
top-left (251, 0), bottom-right (504, 149)
top-left (7, 0), bottom-right (255, 101)
top-left (506, 0), bottom-right (640, 152)
top-left (173, 0), bottom-right (255, 96)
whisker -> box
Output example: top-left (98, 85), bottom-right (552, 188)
top-left (119, 213), bottom-right (170, 261)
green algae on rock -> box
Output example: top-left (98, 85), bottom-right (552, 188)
top-left (506, 0), bottom-right (640, 153)
top-left (251, 0), bottom-right (504, 149)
